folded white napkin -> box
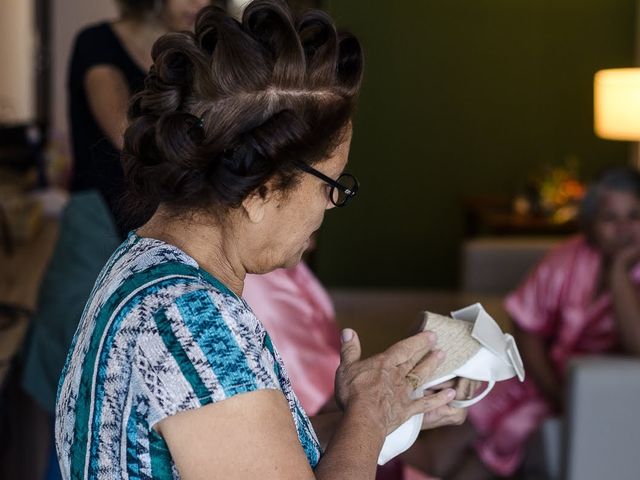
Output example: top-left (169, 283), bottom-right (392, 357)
top-left (378, 303), bottom-right (525, 465)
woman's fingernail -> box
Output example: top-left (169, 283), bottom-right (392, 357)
top-left (436, 349), bottom-right (446, 359)
top-left (341, 329), bottom-right (353, 343)
top-left (426, 331), bottom-right (437, 343)
top-left (446, 389), bottom-right (456, 399)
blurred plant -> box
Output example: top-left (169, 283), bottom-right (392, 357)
top-left (513, 156), bottom-right (586, 223)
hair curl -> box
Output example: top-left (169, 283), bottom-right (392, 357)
top-left (121, 0), bottom-right (364, 217)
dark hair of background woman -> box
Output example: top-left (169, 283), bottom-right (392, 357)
top-left (121, 0), bottom-right (364, 218)
top-left (116, 0), bottom-right (228, 18)
top-left (116, 0), bottom-right (227, 17)
top-left (116, 0), bottom-right (159, 17)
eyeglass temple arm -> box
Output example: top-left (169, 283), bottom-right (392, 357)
top-left (294, 160), bottom-right (354, 195)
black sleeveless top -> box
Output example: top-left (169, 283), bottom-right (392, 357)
top-left (68, 22), bottom-right (147, 236)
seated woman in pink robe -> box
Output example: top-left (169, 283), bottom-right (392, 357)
top-left (420, 167), bottom-right (640, 480)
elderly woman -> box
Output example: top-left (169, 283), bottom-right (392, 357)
top-left (55, 2), bottom-right (466, 478)
top-left (414, 167), bottom-right (640, 480)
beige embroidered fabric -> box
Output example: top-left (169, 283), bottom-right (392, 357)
top-left (421, 311), bottom-right (482, 385)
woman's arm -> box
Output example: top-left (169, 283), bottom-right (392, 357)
top-left (310, 411), bottom-right (341, 451)
top-left (159, 389), bottom-right (318, 479)
top-left (158, 330), bottom-right (452, 479)
top-left (513, 323), bottom-right (564, 410)
top-left (84, 65), bottom-right (130, 150)
top-left (609, 245), bottom-right (640, 356)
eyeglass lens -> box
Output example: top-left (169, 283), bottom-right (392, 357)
top-left (331, 174), bottom-right (358, 206)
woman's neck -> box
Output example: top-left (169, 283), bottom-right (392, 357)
top-left (112, 16), bottom-right (169, 71)
top-left (137, 208), bottom-right (247, 297)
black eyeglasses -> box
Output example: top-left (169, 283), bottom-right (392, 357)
top-left (295, 161), bottom-right (359, 207)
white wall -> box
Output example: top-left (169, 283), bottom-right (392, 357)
top-left (51, 0), bottom-right (118, 139)
top-left (228, 0), bottom-right (253, 19)
top-left (0, 0), bottom-right (36, 124)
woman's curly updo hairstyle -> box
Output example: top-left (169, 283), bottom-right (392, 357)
top-left (122, 0), bottom-right (363, 215)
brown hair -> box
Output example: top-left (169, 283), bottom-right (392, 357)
top-left (115, 0), bottom-right (226, 18)
top-left (115, 0), bottom-right (158, 17)
top-left (121, 0), bottom-right (363, 216)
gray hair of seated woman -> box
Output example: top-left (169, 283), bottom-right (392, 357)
top-left (579, 166), bottom-right (640, 244)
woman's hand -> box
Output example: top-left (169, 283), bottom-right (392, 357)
top-left (417, 377), bottom-right (483, 430)
top-left (428, 378), bottom-right (482, 401)
top-left (420, 401), bottom-right (467, 429)
top-left (334, 328), bottom-right (456, 435)
top-left (611, 244), bottom-right (640, 277)
top-left (514, 323), bottom-right (565, 412)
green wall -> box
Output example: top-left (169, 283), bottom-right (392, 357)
top-left (315, 0), bottom-right (635, 288)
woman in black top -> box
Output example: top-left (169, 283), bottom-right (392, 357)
top-left (68, 0), bottom-right (211, 235)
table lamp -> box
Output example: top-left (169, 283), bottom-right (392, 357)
top-left (594, 68), bottom-right (640, 168)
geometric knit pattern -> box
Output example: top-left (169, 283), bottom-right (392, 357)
top-left (55, 233), bottom-right (321, 479)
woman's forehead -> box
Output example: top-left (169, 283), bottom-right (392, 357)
top-left (319, 130), bottom-right (352, 172)
top-left (598, 189), bottom-right (640, 209)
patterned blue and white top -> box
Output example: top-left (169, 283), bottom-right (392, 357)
top-left (55, 233), bottom-right (321, 479)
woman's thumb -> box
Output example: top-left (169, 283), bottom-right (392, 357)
top-left (340, 328), bottom-right (361, 365)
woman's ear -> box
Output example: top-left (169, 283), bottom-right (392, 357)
top-left (241, 183), bottom-right (276, 223)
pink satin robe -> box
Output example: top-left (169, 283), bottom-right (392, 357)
top-left (469, 235), bottom-right (640, 476)
top-left (243, 262), bottom-right (341, 415)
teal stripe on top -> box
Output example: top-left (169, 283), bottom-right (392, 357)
top-left (148, 424), bottom-right (173, 479)
top-left (87, 280), bottom-right (193, 479)
top-left (57, 234), bottom-right (140, 403)
top-left (264, 334), bottom-right (320, 466)
top-left (152, 309), bottom-right (212, 403)
top-left (68, 262), bottom-right (204, 480)
top-left (125, 401), bottom-right (140, 480)
top-left (174, 290), bottom-right (257, 396)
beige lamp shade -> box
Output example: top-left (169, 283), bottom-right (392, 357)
top-left (0, 0), bottom-right (36, 124)
top-left (594, 68), bottom-right (640, 141)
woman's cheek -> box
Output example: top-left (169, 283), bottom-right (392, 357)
top-left (630, 224), bottom-right (640, 243)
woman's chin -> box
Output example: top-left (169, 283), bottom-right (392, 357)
top-left (281, 247), bottom-right (306, 269)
